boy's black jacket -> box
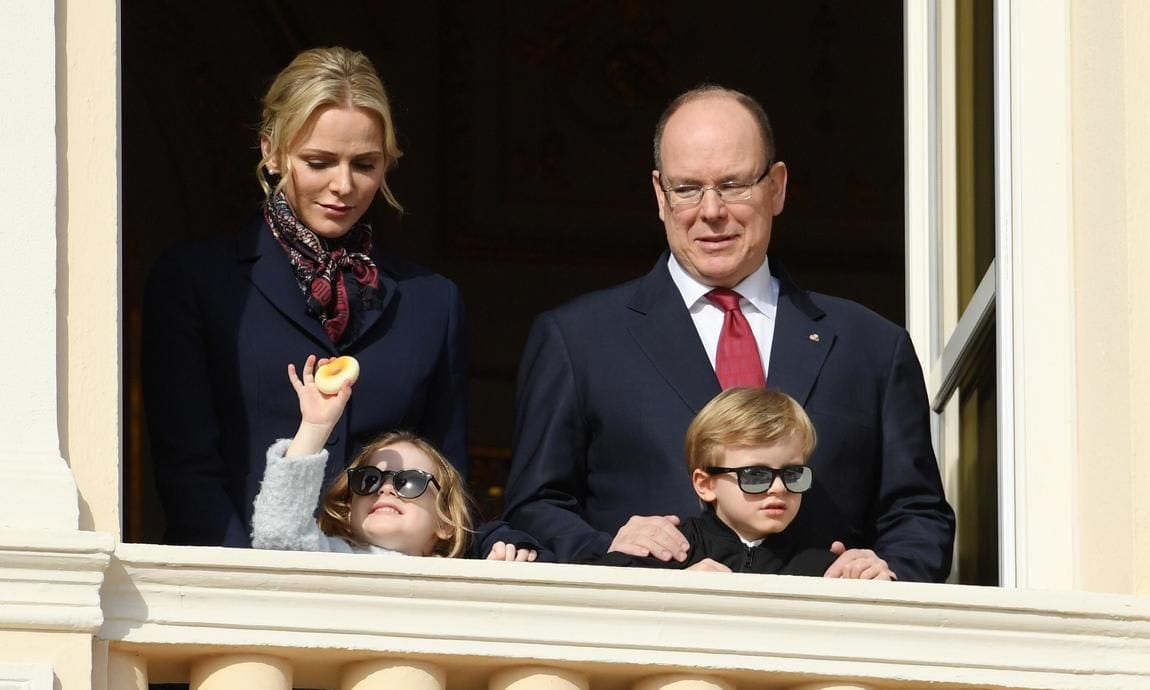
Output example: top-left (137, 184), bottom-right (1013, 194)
top-left (589, 508), bottom-right (836, 576)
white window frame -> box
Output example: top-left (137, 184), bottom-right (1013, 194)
top-left (904, 0), bottom-right (1016, 586)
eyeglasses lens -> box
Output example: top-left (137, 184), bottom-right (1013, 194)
top-left (392, 470), bottom-right (429, 499)
top-left (350, 467), bottom-right (380, 495)
top-left (348, 467), bottom-right (433, 498)
top-left (781, 466), bottom-right (813, 493)
top-left (738, 467), bottom-right (775, 494)
top-left (735, 466), bottom-right (812, 494)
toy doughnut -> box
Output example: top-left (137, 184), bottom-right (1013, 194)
top-left (314, 355), bottom-right (360, 394)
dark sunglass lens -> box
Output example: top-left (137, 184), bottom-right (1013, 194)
top-left (737, 467), bottom-right (774, 494)
top-left (782, 466), bottom-right (813, 493)
top-left (393, 470), bottom-right (430, 499)
top-left (348, 467), bottom-right (381, 495)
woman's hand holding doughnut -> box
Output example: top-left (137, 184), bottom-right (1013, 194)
top-left (314, 355), bottom-right (360, 395)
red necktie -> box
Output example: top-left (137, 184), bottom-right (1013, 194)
top-left (706, 288), bottom-right (766, 389)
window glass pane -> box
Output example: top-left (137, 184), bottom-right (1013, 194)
top-left (955, 0), bottom-right (996, 314)
top-left (941, 325), bottom-right (999, 585)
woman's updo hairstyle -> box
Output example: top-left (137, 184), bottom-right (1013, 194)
top-left (257, 46), bottom-right (403, 212)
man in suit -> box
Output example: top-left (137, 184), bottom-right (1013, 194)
top-left (502, 85), bottom-right (955, 582)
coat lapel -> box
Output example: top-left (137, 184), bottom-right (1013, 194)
top-left (243, 224), bottom-right (335, 353)
top-left (342, 262), bottom-right (397, 352)
top-left (626, 253), bottom-right (722, 415)
top-left (766, 261), bottom-right (834, 406)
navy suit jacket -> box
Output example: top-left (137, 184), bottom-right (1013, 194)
top-left (502, 254), bottom-right (954, 582)
top-left (142, 222), bottom-right (468, 547)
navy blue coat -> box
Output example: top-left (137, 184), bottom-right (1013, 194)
top-left (591, 507), bottom-right (837, 576)
top-left (142, 222), bottom-right (468, 547)
top-left (502, 254), bottom-right (954, 582)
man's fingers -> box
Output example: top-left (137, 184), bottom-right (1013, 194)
top-left (824, 548), bottom-right (868, 577)
top-left (610, 516), bottom-right (689, 561)
top-left (859, 563), bottom-right (891, 580)
top-left (824, 551), bottom-right (850, 577)
top-left (829, 540), bottom-right (846, 556)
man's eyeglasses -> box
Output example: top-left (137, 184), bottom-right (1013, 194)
top-left (659, 162), bottom-right (773, 207)
top-left (347, 466), bottom-right (441, 499)
top-left (703, 464), bottom-right (813, 494)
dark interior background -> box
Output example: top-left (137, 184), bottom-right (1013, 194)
top-left (122, 0), bottom-right (905, 541)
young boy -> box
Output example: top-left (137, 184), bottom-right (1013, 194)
top-left (593, 388), bottom-right (837, 575)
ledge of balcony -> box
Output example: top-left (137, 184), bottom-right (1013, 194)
top-left (0, 528), bottom-right (114, 633)
top-left (100, 542), bottom-right (1150, 690)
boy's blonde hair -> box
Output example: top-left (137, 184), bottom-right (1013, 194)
top-left (685, 388), bottom-right (817, 473)
top-left (257, 46), bottom-right (404, 212)
top-left (318, 431), bottom-right (473, 557)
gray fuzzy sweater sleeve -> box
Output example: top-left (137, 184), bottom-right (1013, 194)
top-left (251, 439), bottom-right (355, 553)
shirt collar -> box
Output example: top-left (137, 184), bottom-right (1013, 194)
top-left (667, 254), bottom-right (778, 317)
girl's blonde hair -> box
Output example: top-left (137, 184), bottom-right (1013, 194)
top-left (318, 431), bottom-right (473, 557)
top-left (257, 46), bottom-right (404, 212)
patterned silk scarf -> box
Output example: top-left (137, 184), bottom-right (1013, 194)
top-left (264, 192), bottom-right (380, 343)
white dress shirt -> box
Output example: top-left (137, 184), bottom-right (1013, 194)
top-left (666, 255), bottom-right (779, 378)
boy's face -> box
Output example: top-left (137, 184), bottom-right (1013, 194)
top-left (691, 436), bottom-right (805, 542)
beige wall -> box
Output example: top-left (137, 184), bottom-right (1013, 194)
top-left (1125, 0), bottom-right (1150, 595)
top-left (1070, 0), bottom-right (1150, 594)
top-left (0, 631), bottom-right (94, 690)
top-left (60, 0), bottom-right (121, 537)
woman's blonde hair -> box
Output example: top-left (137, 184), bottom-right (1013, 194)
top-left (257, 46), bottom-right (403, 212)
top-left (317, 431), bottom-right (473, 557)
top-left (685, 388), bottom-right (817, 474)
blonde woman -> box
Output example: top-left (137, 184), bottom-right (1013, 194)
top-left (143, 47), bottom-right (467, 548)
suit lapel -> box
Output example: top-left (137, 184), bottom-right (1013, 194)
top-left (767, 263), bottom-right (834, 406)
top-left (342, 262), bottom-right (397, 352)
top-left (244, 224), bottom-right (335, 353)
top-left (626, 254), bottom-right (722, 414)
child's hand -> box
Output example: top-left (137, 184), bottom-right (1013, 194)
top-left (686, 558), bottom-right (731, 572)
top-left (486, 542), bottom-right (538, 562)
top-left (283, 355), bottom-right (351, 458)
top-left (823, 541), bottom-right (897, 581)
top-left (290, 355), bottom-right (352, 427)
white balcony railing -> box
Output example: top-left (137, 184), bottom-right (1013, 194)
top-left (5, 531), bottom-right (1150, 689)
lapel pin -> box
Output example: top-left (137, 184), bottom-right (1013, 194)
top-left (809, 333), bottom-right (821, 342)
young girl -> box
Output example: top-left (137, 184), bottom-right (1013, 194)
top-left (252, 356), bottom-right (537, 560)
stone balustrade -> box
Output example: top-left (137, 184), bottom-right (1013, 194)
top-left (4, 532), bottom-right (1149, 689)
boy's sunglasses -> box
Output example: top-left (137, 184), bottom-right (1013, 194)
top-left (347, 466), bottom-right (440, 499)
top-left (703, 465), bottom-right (813, 494)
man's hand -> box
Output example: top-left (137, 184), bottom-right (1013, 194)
top-left (608, 515), bottom-right (689, 562)
top-left (685, 558), bottom-right (731, 572)
top-left (824, 541), bottom-right (897, 581)
top-left (486, 541), bottom-right (538, 562)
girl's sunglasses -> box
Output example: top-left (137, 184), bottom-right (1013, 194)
top-left (703, 464), bottom-right (813, 494)
top-left (347, 466), bottom-right (441, 499)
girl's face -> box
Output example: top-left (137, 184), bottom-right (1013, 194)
top-left (262, 104), bottom-right (385, 239)
top-left (350, 442), bottom-right (450, 556)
